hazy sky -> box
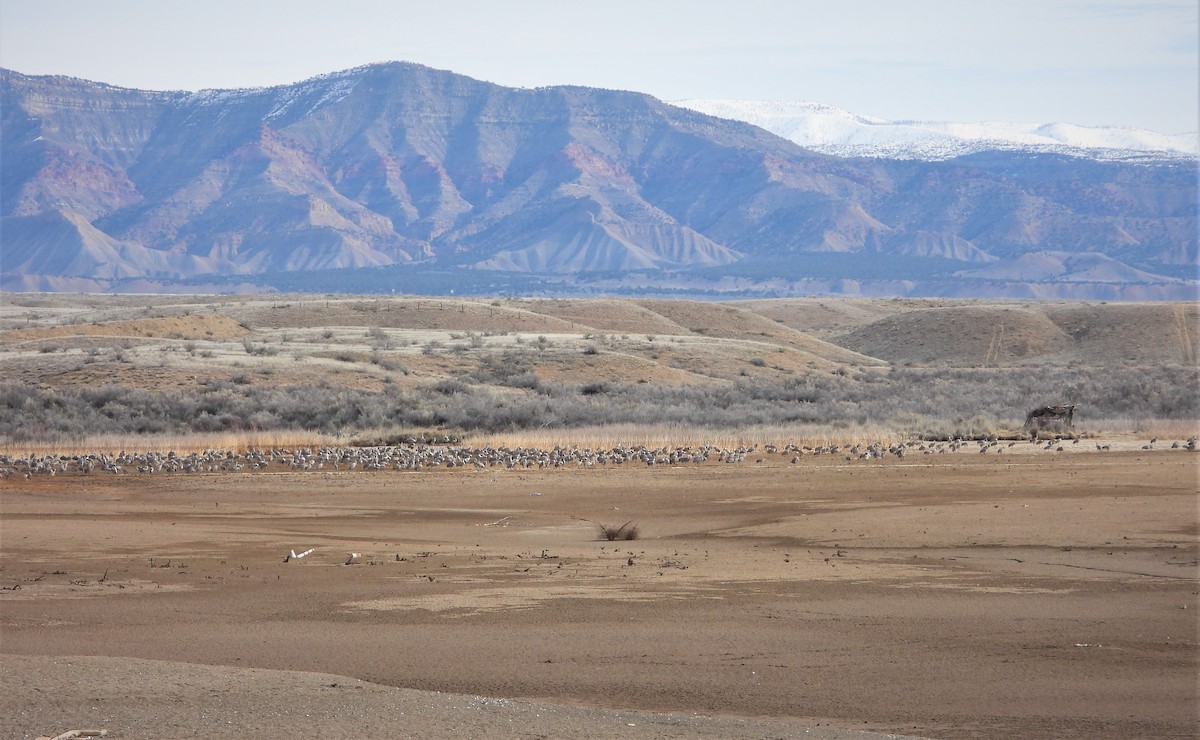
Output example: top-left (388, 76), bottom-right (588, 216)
top-left (1, 0), bottom-right (1196, 133)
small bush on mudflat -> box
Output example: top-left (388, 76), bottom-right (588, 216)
top-left (598, 521), bottom-right (639, 541)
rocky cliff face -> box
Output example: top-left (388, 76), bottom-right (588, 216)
top-left (1, 63), bottom-right (1195, 298)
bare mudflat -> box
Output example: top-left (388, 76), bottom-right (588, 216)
top-left (2, 446), bottom-right (1197, 739)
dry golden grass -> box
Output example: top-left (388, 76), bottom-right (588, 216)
top-left (463, 422), bottom-right (914, 451)
top-left (1077, 417), bottom-right (1200, 439)
top-left (0, 429), bottom-right (338, 456)
top-left (2, 415), bottom-right (1192, 459)
top-left (0, 421), bottom-right (920, 457)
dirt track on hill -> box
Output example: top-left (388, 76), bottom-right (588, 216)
top-left (2, 449), bottom-right (1197, 739)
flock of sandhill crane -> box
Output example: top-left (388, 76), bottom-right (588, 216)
top-left (2, 436), bottom-right (1193, 479)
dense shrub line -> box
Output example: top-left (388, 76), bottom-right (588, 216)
top-left (1, 364), bottom-right (1195, 442)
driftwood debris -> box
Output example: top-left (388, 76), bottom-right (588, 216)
top-left (37, 730), bottom-right (108, 740)
top-left (284, 547), bottom-right (316, 562)
top-left (1024, 404), bottom-right (1076, 431)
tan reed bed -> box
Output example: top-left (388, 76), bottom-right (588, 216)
top-left (461, 422), bottom-right (920, 451)
top-left (0, 429), bottom-right (339, 457)
top-left (5, 419), bottom-right (1192, 460)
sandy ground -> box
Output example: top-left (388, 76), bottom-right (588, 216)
top-left (1, 447), bottom-right (1197, 739)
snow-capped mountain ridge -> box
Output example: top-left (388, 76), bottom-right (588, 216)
top-left (2, 64), bottom-right (1194, 300)
top-left (673, 99), bottom-right (1198, 162)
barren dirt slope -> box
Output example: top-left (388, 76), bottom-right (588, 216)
top-left (833, 301), bottom-right (1199, 366)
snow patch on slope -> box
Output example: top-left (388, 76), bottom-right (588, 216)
top-left (184, 66), bottom-right (365, 121)
top-left (673, 100), bottom-right (1198, 162)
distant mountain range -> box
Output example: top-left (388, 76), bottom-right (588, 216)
top-left (673, 100), bottom-right (1198, 162)
top-left (1, 63), bottom-right (1196, 299)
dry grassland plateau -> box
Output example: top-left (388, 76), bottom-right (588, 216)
top-left (1, 293), bottom-right (1197, 739)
